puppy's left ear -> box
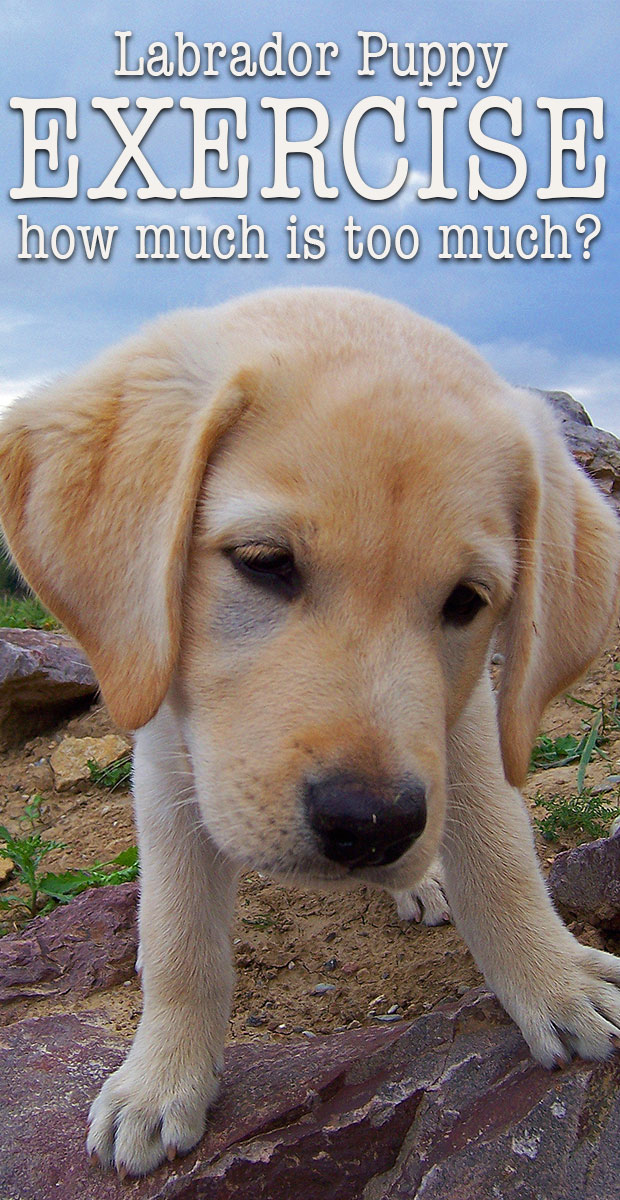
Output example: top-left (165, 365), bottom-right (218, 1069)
top-left (497, 396), bottom-right (620, 788)
top-left (0, 318), bottom-right (250, 729)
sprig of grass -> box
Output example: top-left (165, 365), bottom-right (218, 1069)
top-left (0, 824), bottom-right (65, 919)
top-left (530, 733), bottom-right (581, 770)
top-left (0, 805), bottom-right (139, 931)
top-left (530, 701), bottom-right (615, 794)
top-left (576, 711), bottom-right (602, 795)
top-left (39, 846), bottom-right (139, 904)
top-left (533, 789), bottom-right (620, 843)
top-left (19, 793), bottom-right (44, 829)
top-left (0, 593), bottom-right (59, 630)
top-left (87, 755), bottom-right (132, 790)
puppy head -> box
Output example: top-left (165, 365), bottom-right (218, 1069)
top-left (0, 290), bottom-right (617, 888)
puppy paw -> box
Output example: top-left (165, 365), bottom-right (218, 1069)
top-left (87, 1052), bottom-right (219, 1176)
top-left (391, 860), bottom-right (450, 926)
top-left (504, 944), bottom-right (620, 1068)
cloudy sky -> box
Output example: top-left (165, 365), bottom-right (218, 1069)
top-left (1, 0), bottom-right (618, 429)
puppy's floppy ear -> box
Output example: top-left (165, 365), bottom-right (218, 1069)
top-left (0, 318), bottom-right (249, 729)
top-left (497, 395), bottom-right (620, 788)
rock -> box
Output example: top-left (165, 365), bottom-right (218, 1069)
top-left (26, 759), bottom-right (54, 792)
top-left (50, 734), bottom-right (131, 792)
top-left (1, 990), bottom-right (619, 1199)
top-left (0, 881), bottom-right (138, 1021)
top-left (0, 854), bottom-right (14, 883)
top-left (541, 390), bottom-right (620, 513)
top-left (548, 831), bottom-right (620, 929)
top-left (0, 628), bottom-right (97, 749)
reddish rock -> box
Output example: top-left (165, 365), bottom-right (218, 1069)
top-left (1, 991), bottom-right (619, 1199)
top-left (0, 627), bottom-right (98, 747)
top-left (548, 831), bottom-right (620, 929)
top-left (0, 881), bottom-right (138, 1020)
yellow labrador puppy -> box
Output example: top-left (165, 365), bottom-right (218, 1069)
top-left (1, 289), bottom-right (619, 1177)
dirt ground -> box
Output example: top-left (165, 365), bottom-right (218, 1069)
top-left (2, 631), bottom-right (620, 1045)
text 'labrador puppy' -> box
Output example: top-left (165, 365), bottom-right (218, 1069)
top-left (1, 289), bottom-right (619, 1177)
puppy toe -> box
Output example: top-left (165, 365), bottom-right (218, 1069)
top-left (393, 888), bottom-right (422, 922)
top-left (391, 862), bottom-right (450, 926)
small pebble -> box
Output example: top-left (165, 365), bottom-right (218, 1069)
top-left (302, 1030), bottom-right (317, 1038)
top-left (323, 957), bottom-right (338, 972)
top-left (312, 983), bottom-right (336, 995)
top-left (287, 960), bottom-right (296, 970)
top-left (387, 1004), bottom-right (399, 1014)
top-left (591, 780), bottom-right (620, 795)
top-left (374, 1014), bottom-right (401, 1023)
top-left (325, 930), bottom-right (337, 943)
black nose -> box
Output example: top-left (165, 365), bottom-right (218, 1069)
top-left (304, 772), bottom-right (427, 869)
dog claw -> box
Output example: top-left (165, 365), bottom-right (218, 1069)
top-left (118, 1164), bottom-right (128, 1180)
top-left (166, 1144), bottom-right (178, 1162)
top-left (88, 1151), bottom-right (99, 1167)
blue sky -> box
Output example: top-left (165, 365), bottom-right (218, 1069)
top-left (1, 0), bottom-right (618, 430)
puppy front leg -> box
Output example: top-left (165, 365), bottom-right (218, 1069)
top-left (87, 706), bottom-right (239, 1177)
top-left (443, 675), bottom-right (620, 1067)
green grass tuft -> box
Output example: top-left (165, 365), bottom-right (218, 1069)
top-left (0, 800), bottom-right (138, 932)
top-left (87, 756), bottom-right (132, 790)
top-left (0, 593), bottom-right (60, 630)
top-left (533, 789), bottom-right (620, 843)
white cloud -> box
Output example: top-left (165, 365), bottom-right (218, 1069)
top-left (477, 339), bottom-right (620, 436)
top-left (0, 309), bottom-right (34, 336)
top-left (390, 171), bottom-right (431, 212)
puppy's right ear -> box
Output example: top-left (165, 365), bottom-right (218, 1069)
top-left (0, 318), bottom-right (250, 729)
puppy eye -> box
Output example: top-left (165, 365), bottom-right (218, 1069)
top-left (442, 583), bottom-right (487, 626)
top-left (228, 545), bottom-right (300, 599)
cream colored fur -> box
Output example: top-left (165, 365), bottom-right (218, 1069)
top-left (1, 288), bottom-right (619, 1177)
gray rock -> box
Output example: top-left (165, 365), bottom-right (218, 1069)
top-left (0, 628), bottom-right (98, 748)
top-left (0, 881), bottom-right (138, 1020)
top-left (548, 832), bottom-right (620, 929)
top-left (542, 390), bottom-right (594, 428)
top-left (540, 390), bottom-right (620, 513)
top-left (1, 991), bottom-right (619, 1199)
